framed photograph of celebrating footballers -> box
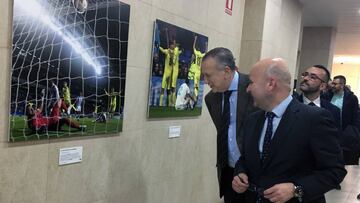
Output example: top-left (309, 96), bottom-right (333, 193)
top-left (9, 0), bottom-right (130, 142)
top-left (148, 19), bottom-right (208, 118)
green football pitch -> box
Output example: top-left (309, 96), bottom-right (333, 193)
top-left (148, 106), bottom-right (202, 118)
top-left (9, 116), bottom-right (122, 142)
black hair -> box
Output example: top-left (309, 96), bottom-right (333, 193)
top-left (334, 75), bottom-right (346, 85)
top-left (202, 47), bottom-right (236, 70)
top-left (313, 64), bottom-right (330, 82)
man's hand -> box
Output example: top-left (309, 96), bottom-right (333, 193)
top-left (263, 183), bottom-right (295, 203)
top-left (232, 173), bottom-right (249, 193)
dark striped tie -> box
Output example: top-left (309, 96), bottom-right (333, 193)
top-left (261, 112), bottom-right (276, 164)
top-left (218, 90), bottom-right (232, 167)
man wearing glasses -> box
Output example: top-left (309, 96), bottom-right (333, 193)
top-left (324, 75), bottom-right (360, 164)
top-left (295, 65), bottom-right (341, 129)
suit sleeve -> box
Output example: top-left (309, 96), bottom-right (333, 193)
top-left (333, 107), bottom-right (341, 130)
top-left (205, 94), bottom-right (216, 126)
top-left (295, 109), bottom-right (347, 202)
top-left (350, 95), bottom-right (359, 126)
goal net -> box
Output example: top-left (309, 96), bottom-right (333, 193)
top-left (10, 0), bottom-right (130, 141)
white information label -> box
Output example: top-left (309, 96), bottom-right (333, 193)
top-left (169, 126), bottom-right (181, 138)
top-left (59, 146), bottom-right (83, 166)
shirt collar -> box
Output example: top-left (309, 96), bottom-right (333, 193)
top-left (334, 91), bottom-right (344, 97)
top-left (267, 94), bottom-right (293, 118)
top-left (228, 71), bottom-right (239, 91)
top-left (302, 95), bottom-right (321, 107)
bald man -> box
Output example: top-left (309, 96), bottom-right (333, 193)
top-left (232, 58), bottom-right (346, 203)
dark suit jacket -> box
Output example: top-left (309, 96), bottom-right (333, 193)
top-left (323, 90), bottom-right (359, 130)
top-left (205, 72), bottom-right (257, 197)
top-left (294, 94), bottom-right (341, 130)
top-left (323, 90), bottom-right (360, 165)
top-left (235, 99), bottom-right (346, 203)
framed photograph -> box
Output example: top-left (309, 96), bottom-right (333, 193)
top-left (148, 19), bottom-right (208, 118)
top-left (9, 0), bottom-right (130, 142)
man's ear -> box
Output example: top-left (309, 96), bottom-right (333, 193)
top-left (224, 66), bottom-right (232, 78)
top-left (319, 82), bottom-right (326, 91)
top-left (267, 77), bottom-right (276, 90)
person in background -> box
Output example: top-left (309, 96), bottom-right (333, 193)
top-left (295, 65), bottom-right (341, 129)
top-left (323, 75), bottom-right (360, 165)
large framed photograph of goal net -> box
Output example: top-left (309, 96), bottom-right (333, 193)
top-left (9, 0), bottom-right (130, 142)
top-left (148, 20), bottom-right (208, 118)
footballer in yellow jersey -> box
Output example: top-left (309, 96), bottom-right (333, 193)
top-left (188, 36), bottom-right (206, 100)
top-left (159, 45), bottom-right (175, 90)
top-left (104, 88), bottom-right (121, 118)
top-left (159, 42), bottom-right (182, 106)
top-left (170, 46), bottom-right (182, 89)
top-left (62, 81), bottom-right (72, 115)
top-left (62, 82), bottom-right (71, 106)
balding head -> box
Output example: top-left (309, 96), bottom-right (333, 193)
top-left (252, 58), bottom-right (292, 90)
top-left (247, 58), bottom-right (292, 111)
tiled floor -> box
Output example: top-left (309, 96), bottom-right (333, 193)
top-left (326, 165), bottom-right (360, 203)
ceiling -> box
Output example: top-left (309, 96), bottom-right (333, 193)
top-left (300, 0), bottom-right (360, 55)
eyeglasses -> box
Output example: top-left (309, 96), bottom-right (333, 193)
top-left (301, 72), bottom-right (325, 83)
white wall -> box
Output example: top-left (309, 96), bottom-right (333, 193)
top-left (261, 0), bottom-right (302, 77)
top-left (239, 0), bottom-right (303, 77)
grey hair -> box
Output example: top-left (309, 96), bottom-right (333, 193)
top-left (202, 47), bottom-right (236, 70)
top-left (265, 61), bottom-right (292, 90)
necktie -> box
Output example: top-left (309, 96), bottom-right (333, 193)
top-left (218, 90), bottom-right (232, 167)
top-left (261, 112), bottom-right (276, 164)
top-left (308, 102), bottom-right (316, 106)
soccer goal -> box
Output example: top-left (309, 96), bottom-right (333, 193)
top-left (10, 0), bottom-right (130, 142)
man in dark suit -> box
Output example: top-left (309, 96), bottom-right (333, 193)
top-left (295, 65), bottom-right (342, 190)
top-left (325, 75), bottom-right (359, 130)
top-left (232, 58), bottom-right (346, 203)
top-left (295, 65), bottom-right (341, 129)
top-left (202, 47), bottom-right (257, 203)
top-left (324, 75), bottom-right (360, 165)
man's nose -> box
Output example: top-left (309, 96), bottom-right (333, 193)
top-left (303, 75), bottom-right (310, 81)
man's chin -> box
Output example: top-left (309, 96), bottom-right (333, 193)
top-left (211, 88), bottom-right (224, 93)
top-left (211, 88), bottom-right (218, 93)
top-left (300, 83), bottom-right (307, 88)
top-left (299, 88), bottom-right (307, 93)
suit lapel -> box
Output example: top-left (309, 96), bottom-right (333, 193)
top-left (251, 112), bottom-right (266, 169)
top-left (262, 99), bottom-right (300, 169)
top-left (236, 73), bottom-right (249, 131)
top-left (212, 93), bottom-right (223, 129)
top-left (236, 73), bottom-right (251, 147)
top-left (320, 99), bottom-right (326, 108)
